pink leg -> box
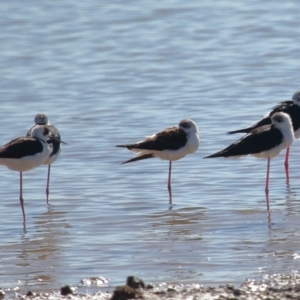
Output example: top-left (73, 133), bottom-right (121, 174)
top-left (168, 161), bottom-right (172, 199)
top-left (284, 147), bottom-right (290, 168)
top-left (284, 147), bottom-right (290, 185)
top-left (46, 164), bottom-right (51, 204)
top-left (265, 158), bottom-right (270, 211)
top-left (19, 172), bottom-right (26, 221)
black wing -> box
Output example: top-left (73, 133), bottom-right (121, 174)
top-left (227, 117), bottom-right (271, 135)
top-left (271, 100), bottom-right (293, 111)
top-left (116, 127), bottom-right (187, 151)
top-left (227, 101), bottom-right (294, 135)
top-left (0, 137), bottom-right (43, 159)
top-left (206, 125), bottom-right (283, 158)
top-left (120, 154), bottom-right (155, 164)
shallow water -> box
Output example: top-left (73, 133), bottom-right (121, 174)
top-left (1, 0), bottom-right (300, 293)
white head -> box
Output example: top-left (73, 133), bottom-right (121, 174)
top-left (271, 112), bottom-right (293, 131)
top-left (292, 91), bottom-right (300, 106)
top-left (34, 113), bottom-right (50, 125)
top-left (31, 125), bottom-right (50, 142)
top-left (179, 119), bottom-right (198, 134)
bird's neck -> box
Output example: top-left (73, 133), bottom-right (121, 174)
top-left (35, 137), bottom-right (47, 144)
top-left (187, 132), bottom-right (200, 153)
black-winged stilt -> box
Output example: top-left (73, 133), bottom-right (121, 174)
top-left (227, 91), bottom-right (300, 182)
top-left (27, 114), bottom-right (62, 203)
top-left (116, 119), bottom-right (200, 199)
top-left (205, 112), bottom-right (294, 210)
top-left (0, 125), bottom-right (54, 221)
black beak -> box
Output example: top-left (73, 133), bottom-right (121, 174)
top-left (48, 137), bottom-right (67, 145)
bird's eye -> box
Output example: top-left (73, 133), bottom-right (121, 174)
top-left (274, 116), bottom-right (283, 123)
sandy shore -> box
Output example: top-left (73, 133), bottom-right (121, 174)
top-left (3, 273), bottom-right (300, 300)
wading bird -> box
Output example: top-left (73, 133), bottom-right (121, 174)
top-left (205, 112), bottom-right (294, 210)
top-left (0, 125), bottom-right (55, 221)
top-left (116, 119), bottom-right (200, 199)
top-left (27, 114), bottom-right (62, 203)
top-left (227, 91), bottom-right (300, 183)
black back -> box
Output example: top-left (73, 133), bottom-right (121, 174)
top-left (206, 125), bottom-right (283, 158)
top-left (117, 127), bottom-right (187, 151)
top-left (269, 102), bottom-right (300, 131)
top-left (228, 101), bottom-right (300, 134)
top-left (0, 137), bottom-right (44, 159)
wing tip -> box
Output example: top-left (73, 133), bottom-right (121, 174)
top-left (227, 129), bottom-right (248, 135)
top-left (204, 154), bottom-right (221, 159)
top-left (120, 153), bottom-right (155, 164)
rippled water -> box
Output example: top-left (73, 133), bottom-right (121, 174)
top-left (1, 0), bottom-right (300, 293)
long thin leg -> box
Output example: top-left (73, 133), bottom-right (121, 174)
top-left (168, 161), bottom-right (172, 200)
top-left (19, 172), bottom-right (26, 221)
top-left (284, 147), bottom-right (290, 185)
top-left (265, 158), bottom-right (270, 211)
top-left (284, 147), bottom-right (290, 168)
top-left (46, 164), bottom-right (51, 204)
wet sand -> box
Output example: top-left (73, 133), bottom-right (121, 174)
top-left (4, 273), bottom-right (300, 300)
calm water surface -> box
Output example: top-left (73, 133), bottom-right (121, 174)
top-left (1, 0), bottom-right (300, 293)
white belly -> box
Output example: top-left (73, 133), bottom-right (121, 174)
top-left (43, 148), bottom-right (61, 165)
top-left (0, 145), bottom-right (51, 172)
top-left (252, 144), bottom-right (283, 159)
top-left (132, 133), bottom-right (200, 161)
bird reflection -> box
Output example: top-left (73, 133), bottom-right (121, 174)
top-left (146, 206), bottom-right (206, 241)
top-left (16, 209), bottom-right (70, 292)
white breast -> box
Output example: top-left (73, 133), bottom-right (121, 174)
top-left (0, 141), bottom-right (52, 172)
